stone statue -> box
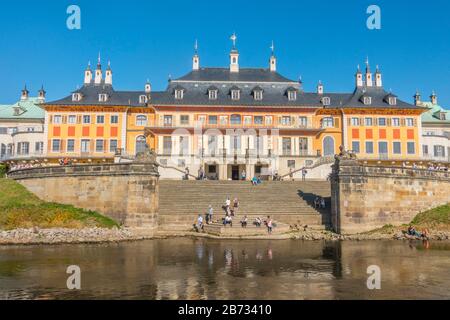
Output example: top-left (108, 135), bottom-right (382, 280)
top-left (336, 145), bottom-right (357, 160)
top-left (135, 143), bottom-right (157, 164)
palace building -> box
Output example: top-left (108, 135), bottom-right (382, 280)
top-left (41, 39), bottom-right (427, 179)
top-left (0, 86), bottom-right (45, 162)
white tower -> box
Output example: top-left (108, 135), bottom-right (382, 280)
top-left (375, 65), bottom-right (382, 87)
top-left (365, 57), bottom-right (373, 87)
top-left (84, 62), bottom-right (92, 85)
top-left (105, 61), bottom-right (113, 85)
top-left (37, 85), bottom-right (46, 103)
top-left (317, 80), bottom-right (324, 95)
top-left (414, 90), bottom-right (421, 106)
top-left (20, 85), bottom-right (29, 101)
top-left (94, 53), bottom-right (103, 85)
top-left (269, 41), bottom-right (276, 72)
top-left (145, 79), bottom-right (151, 94)
top-left (229, 33), bottom-right (239, 73)
top-left (355, 65), bottom-right (363, 87)
top-left (193, 40), bottom-right (200, 71)
top-left (430, 91), bottom-right (438, 105)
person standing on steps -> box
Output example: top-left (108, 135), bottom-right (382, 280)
top-left (233, 198), bottom-right (240, 215)
top-left (302, 168), bottom-right (307, 181)
top-left (267, 216), bottom-right (273, 234)
top-left (207, 205), bottom-right (214, 224)
top-left (224, 197), bottom-right (231, 215)
top-left (241, 169), bottom-right (246, 181)
top-left (289, 168), bottom-right (294, 181)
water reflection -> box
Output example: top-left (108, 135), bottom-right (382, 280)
top-left (0, 239), bottom-right (449, 300)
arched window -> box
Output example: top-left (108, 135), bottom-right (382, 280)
top-left (230, 114), bottom-right (241, 125)
top-left (323, 136), bottom-right (335, 156)
top-left (136, 136), bottom-right (147, 154)
top-left (136, 115), bottom-right (148, 126)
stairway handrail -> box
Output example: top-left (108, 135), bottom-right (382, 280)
top-left (279, 155), bottom-right (335, 179)
top-left (156, 162), bottom-right (198, 179)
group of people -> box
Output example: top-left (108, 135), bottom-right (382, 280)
top-left (406, 226), bottom-right (430, 239)
top-left (58, 158), bottom-right (73, 166)
top-left (193, 196), bottom-right (275, 234)
top-left (313, 196), bottom-right (326, 209)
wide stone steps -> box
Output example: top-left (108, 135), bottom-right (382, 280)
top-left (158, 180), bottom-right (331, 231)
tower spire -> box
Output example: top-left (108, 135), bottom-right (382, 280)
top-left (229, 33), bottom-right (239, 72)
top-left (192, 39), bottom-right (200, 70)
top-left (269, 40), bottom-right (277, 72)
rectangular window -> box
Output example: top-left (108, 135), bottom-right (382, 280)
top-left (220, 116), bottom-right (228, 125)
top-left (365, 141), bottom-right (374, 154)
top-left (406, 118), bottom-right (414, 127)
top-left (393, 142), bottom-right (402, 154)
top-left (207, 115), bottom-right (217, 125)
top-left (208, 136), bottom-right (218, 155)
top-left (96, 140), bottom-right (104, 152)
top-left (365, 118), bottom-right (373, 126)
top-left (254, 116), bottom-right (263, 125)
top-left (53, 115), bottom-right (62, 124)
top-left (52, 140), bottom-right (61, 152)
top-left (197, 115), bottom-right (206, 125)
top-left (407, 142), bottom-right (415, 155)
top-left (299, 137), bottom-right (308, 155)
top-left (423, 145), bottom-right (429, 155)
top-left (110, 115), bottom-right (119, 124)
top-left (136, 115), bottom-right (148, 126)
top-left (298, 116), bottom-right (308, 127)
top-left (392, 118), bottom-right (400, 126)
top-left (163, 136), bottom-right (172, 154)
top-left (68, 115), bottom-right (77, 124)
top-left (231, 135), bottom-right (241, 151)
top-left (287, 160), bottom-right (295, 169)
top-left (265, 116), bottom-right (273, 126)
top-left (379, 141), bottom-right (388, 155)
top-left (67, 139), bottom-right (75, 152)
top-left (351, 117), bottom-right (360, 126)
top-left (179, 136), bottom-right (189, 155)
top-left (163, 115), bottom-right (173, 126)
top-left (110, 140), bottom-right (118, 153)
top-left (83, 115), bottom-right (91, 124)
top-left (35, 141), bottom-right (44, 154)
top-left (243, 116), bottom-right (252, 125)
top-left (180, 115), bottom-right (190, 125)
top-left (81, 139), bottom-right (90, 153)
top-left (378, 118), bottom-right (386, 126)
top-left (18, 142), bottom-right (30, 155)
top-left (322, 117), bottom-right (334, 128)
top-left (282, 137), bottom-right (292, 156)
top-left (281, 116), bottom-right (291, 126)
top-left (352, 141), bottom-right (360, 153)
top-left (434, 145), bottom-right (445, 157)
top-left (96, 115), bottom-right (105, 124)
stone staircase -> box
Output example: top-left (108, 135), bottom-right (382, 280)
top-left (158, 180), bottom-right (331, 231)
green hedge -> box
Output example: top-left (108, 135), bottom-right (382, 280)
top-left (0, 164), bottom-right (7, 178)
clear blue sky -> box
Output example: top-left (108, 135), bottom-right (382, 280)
top-left (0, 0), bottom-right (449, 106)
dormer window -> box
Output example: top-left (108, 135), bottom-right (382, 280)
top-left (287, 91), bottom-right (297, 101)
top-left (72, 93), bottom-right (82, 102)
top-left (175, 89), bottom-right (184, 100)
top-left (322, 97), bottom-right (331, 106)
top-left (253, 90), bottom-right (263, 101)
top-left (388, 97), bottom-right (397, 105)
top-left (439, 112), bottom-right (447, 120)
top-left (99, 94), bottom-right (108, 102)
top-left (363, 96), bottom-right (372, 105)
top-left (13, 107), bottom-right (22, 116)
top-left (209, 90), bottom-right (218, 100)
top-left (139, 95), bottom-right (148, 104)
top-left (231, 89), bottom-right (240, 101)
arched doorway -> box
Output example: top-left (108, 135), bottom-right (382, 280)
top-left (136, 135), bottom-right (147, 154)
top-left (323, 136), bottom-right (335, 156)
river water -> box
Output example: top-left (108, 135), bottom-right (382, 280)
top-left (0, 239), bottom-right (449, 300)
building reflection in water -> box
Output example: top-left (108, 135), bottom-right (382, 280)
top-left (0, 239), bottom-right (449, 300)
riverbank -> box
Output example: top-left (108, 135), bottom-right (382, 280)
top-left (1, 225), bottom-right (449, 245)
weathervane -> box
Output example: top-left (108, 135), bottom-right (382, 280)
top-left (194, 39), bottom-right (198, 54)
top-left (230, 32), bottom-right (237, 49)
top-left (270, 40), bottom-right (275, 54)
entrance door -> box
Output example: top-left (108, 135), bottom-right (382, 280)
top-left (232, 166), bottom-right (240, 180)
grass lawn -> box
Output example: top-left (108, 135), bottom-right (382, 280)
top-left (0, 178), bottom-right (119, 230)
top-left (366, 203), bottom-right (450, 234)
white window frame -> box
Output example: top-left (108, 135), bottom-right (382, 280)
top-left (52, 139), bottom-right (61, 153)
top-left (136, 115), bottom-right (148, 126)
top-left (53, 115), bottom-right (62, 124)
top-left (231, 90), bottom-right (240, 100)
top-left (67, 139), bottom-right (75, 153)
top-left (208, 90), bottom-right (218, 100)
top-left (139, 95), bottom-right (148, 104)
top-left (98, 94), bottom-right (108, 102)
top-left (288, 91), bottom-right (297, 101)
top-left (68, 115), bottom-right (77, 124)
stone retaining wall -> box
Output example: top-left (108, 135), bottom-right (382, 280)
top-left (331, 158), bottom-right (450, 234)
top-left (8, 163), bottom-right (159, 230)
